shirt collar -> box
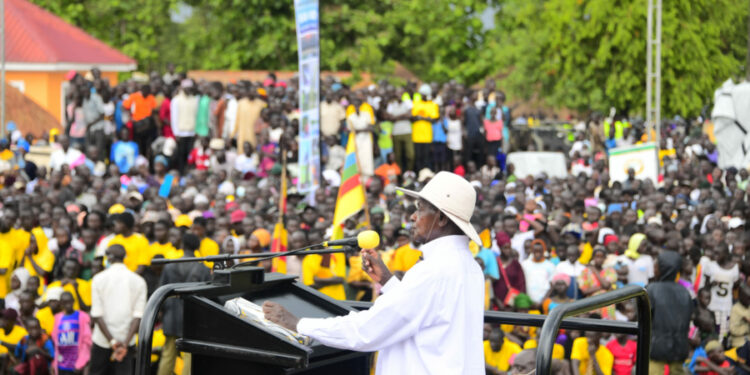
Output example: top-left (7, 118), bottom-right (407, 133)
top-left (419, 235), bottom-right (469, 261)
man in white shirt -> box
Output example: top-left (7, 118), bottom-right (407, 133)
top-left (171, 86), bottom-right (199, 173)
top-left (222, 87), bottom-right (238, 139)
top-left (503, 215), bottom-right (543, 261)
top-left (521, 241), bottom-right (556, 304)
top-left (90, 244), bottom-right (147, 375)
top-left (49, 135), bottom-right (83, 172)
top-left (264, 172), bottom-right (484, 374)
top-left (234, 141), bottom-right (258, 175)
top-left (556, 244), bottom-right (586, 278)
top-left (320, 92), bottom-right (346, 137)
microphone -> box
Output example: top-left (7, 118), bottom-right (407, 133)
top-left (322, 230), bottom-right (380, 249)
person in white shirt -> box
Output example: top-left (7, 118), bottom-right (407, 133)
top-left (618, 233), bottom-right (654, 287)
top-left (556, 244), bottom-right (586, 278)
top-left (320, 93), bottom-right (346, 137)
top-left (234, 141), bottom-right (259, 175)
top-left (704, 245), bottom-right (740, 342)
top-left (387, 91), bottom-right (414, 171)
top-left (263, 172), bottom-right (484, 374)
top-left (503, 214), bottom-right (543, 261)
top-left (445, 107), bottom-right (462, 159)
top-left (347, 98), bottom-right (375, 176)
top-left (222, 88), bottom-right (238, 139)
top-left (171, 87), bottom-right (199, 173)
top-left (49, 135), bottom-right (83, 172)
top-left (90, 244), bottom-right (147, 375)
top-left (521, 240), bottom-right (556, 304)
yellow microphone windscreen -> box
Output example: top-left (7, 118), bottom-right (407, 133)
top-left (357, 230), bottom-right (380, 249)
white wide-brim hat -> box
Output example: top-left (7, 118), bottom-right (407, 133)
top-left (396, 171), bottom-right (481, 245)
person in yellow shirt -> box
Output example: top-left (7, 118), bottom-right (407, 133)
top-left (0, 308), bottom-right (27, 355)
top-left (523, 336), bottom-right (566, 360)
top-left (108, 212), bottom-right (150, 272)
top-left (390, 228), bottom-right (422, 275)
top-left (346, 250), bottom-right (373, 301)
top-left (0, 238), bottom-right (15, 299)
top-left (46, 259), bottom-right (91, 312)
top-left (19, 228), bottom-right (55, 280)
top-left (148, 220), bottom-right (183, 263)
top-left (571, 330), bottom-right (614, 375)
top-left (411, 85), bottom-right (439, 171)
top-left (0, 214), bottom-right (25, 295)
top-left (484, 326), bottom-right (522, 374)
top-left (191, 218), bottom-right (219, 269)
top-left (15, 211), bottom-right (35, 264)
top-left (35, 287), bottom-right (63, 335)
top-left (302, 251), bottom-right (346, 301)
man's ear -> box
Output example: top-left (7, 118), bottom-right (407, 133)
top-left (438, 212), bottom-right (450, 227)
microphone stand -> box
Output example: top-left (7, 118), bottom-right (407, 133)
top-left (151, 246), bottom-right (357, 270)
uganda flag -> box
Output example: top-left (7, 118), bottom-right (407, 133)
top-left (332, 133), bottom-right (366, 231)
top-left (271, 154), bottom-right (289, 273)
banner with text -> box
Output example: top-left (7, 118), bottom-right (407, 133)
top-left (294, 0), bottom-right (321, 197)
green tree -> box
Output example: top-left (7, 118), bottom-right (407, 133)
top-left (32, 0), bottom-right (178, 71)
top-left (493, 0), bottom-right (749, 117)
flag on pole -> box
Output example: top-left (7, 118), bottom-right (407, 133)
top-left (271, 221), bottom-right (288, 273)
top-left (271, 155), bottom-right (289, 273)
top-left (331, 133), bottom-right (366, 239)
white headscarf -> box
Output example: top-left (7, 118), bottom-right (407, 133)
top-left (11, 268), bottom-right (30, 295)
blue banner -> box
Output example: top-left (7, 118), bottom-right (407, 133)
top-left (294, 0), bottom-right (320, 196)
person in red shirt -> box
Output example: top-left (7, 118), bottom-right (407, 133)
top-left (606, 333), bottom-right (637, 375)
top-left (696, 340), bottom-right (733, 375)
top-left (188, 137), bottom-right (211, 170)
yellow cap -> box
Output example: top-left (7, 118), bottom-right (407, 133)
top-left (108, 203), bottom-right (126, 214)
top-left (49, 128), bottom-right (60, 144)
top-left (226, 195), bottom-right (235, 202)
top-left (175, 214), bottom-right (193, 228)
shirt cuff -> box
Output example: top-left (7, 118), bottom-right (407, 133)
top-left (381, 276), bottom-right (401, 294)
top-left (297, 318), bottom-right (314, 336)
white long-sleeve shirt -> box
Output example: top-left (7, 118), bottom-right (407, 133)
top-left (297, 235), bottom-right (484, 375)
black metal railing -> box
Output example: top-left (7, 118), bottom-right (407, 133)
top-left (140, 283), bottom-right (649, 375)
top-left (346, 284), bottom-right (650, 375)
top-left (536, 285), bottom-right (650, 375)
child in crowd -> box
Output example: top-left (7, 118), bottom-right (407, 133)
top-left (694, 340), bottom-right (733, 375)
top-left (542, 273), bottom-right (573, 314)
top-left (605, 334), bottom-right (636, 375)
top-left (571, 325), bottom-right (614, 375)
top-left (13, 317), bottom-right (54, 375)
top-left (52, 291), bottom-right (92, 375)
top-left (484, 326), bottom-right (522, 375)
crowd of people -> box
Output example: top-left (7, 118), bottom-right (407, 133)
top-left (0, 64), bottom-right (742, 375)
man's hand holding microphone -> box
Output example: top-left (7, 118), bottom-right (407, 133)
top-left (264, 230), bottom-right (386, 332)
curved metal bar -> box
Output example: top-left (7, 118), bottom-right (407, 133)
top-left (345, 301), bottom-right (639, 334)
top-left (136, 283), bottom-right (201, 375)
top-left (535, 285), bottom-right (651, 375)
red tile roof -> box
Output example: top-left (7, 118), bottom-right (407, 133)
top-left (6, 0), bottom-right (135, 65)
top-left (5, 83), bottom-right (60, 137)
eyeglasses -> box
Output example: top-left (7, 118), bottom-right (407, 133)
top-left (415, 200), bottom-right (432, 213)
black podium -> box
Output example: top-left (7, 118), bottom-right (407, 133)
top-left (136, 266), bottom-right (371, 375)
